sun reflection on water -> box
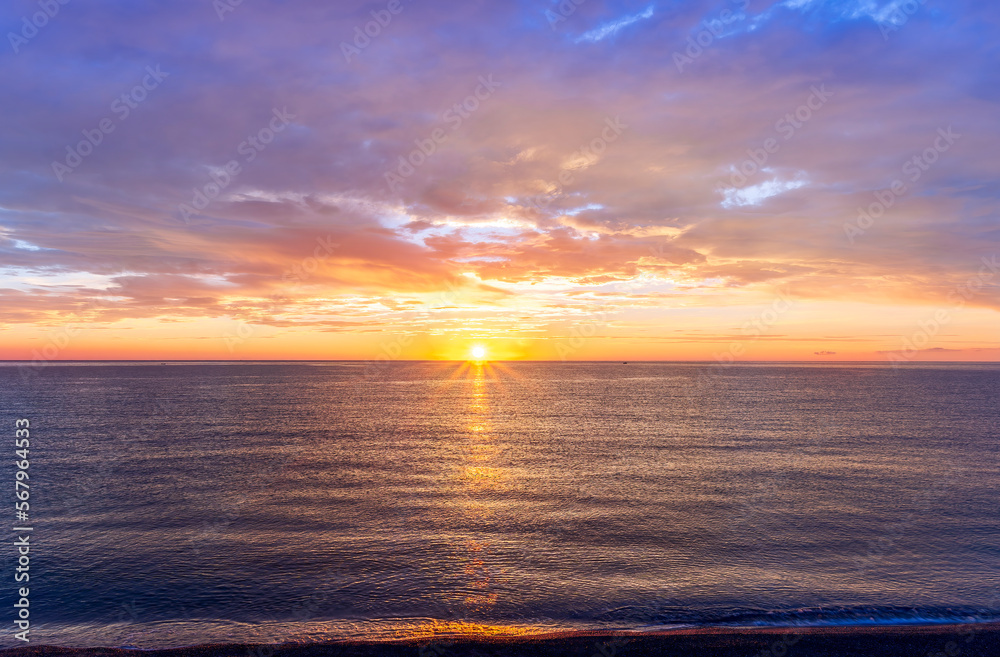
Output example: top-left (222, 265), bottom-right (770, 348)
top-left (441, 360), bottom-right (514, 616)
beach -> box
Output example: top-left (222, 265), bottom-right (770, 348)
top-left (3, 624), bottom-right (1000, 656)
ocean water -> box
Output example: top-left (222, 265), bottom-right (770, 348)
top-left (1, 361), bottom-right (999, 648)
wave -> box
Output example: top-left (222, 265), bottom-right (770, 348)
top-left (8, 607), bottom-right (1000, 650)
top-left (600, 605), bottom-right (1000, 630)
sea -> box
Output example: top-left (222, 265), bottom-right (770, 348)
top-left (1, 361), bottom-right (998, 649)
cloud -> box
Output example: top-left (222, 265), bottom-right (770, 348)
top-left (576, 5), bottom-right (655, 43)
top-left (720, 176), bottom-right (809, 208)
top-left (0, 0), bottom-right (997, 352)
top-left (875, 347), bottom-right (1000, 354)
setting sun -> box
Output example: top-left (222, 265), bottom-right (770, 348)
top-left (470, 345), bottom-right (488, 360)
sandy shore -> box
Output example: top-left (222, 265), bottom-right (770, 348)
top-left (2, 623), bottom-right (1000, 656)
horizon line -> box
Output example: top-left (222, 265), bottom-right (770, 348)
top-left (2, 359), bottom-right (998, 364)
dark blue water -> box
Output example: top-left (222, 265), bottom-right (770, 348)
top-left (1, 361), bottom-right (999, 648)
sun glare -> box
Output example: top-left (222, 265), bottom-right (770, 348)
top-left (470, 345), bottom-right (488, 360)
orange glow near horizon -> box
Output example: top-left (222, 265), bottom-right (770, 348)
top-left (0, 296), bottom-right (998, 363)
top-left (2, 300), bottom-right (999, 363)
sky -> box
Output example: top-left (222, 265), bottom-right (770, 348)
top-left (0, 0), bottom-right (998, 362)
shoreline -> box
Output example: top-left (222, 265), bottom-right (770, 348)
top-left (3, 622), bottom-right (1000, 656)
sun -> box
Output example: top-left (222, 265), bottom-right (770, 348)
top-left (470, 345), bottom-right (488, 360)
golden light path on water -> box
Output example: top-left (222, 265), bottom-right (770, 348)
top-left (416, 358), bottom-right (541, 633)
top-left (404, 359), bottom-right (569, 641)
top-left (456, 360), bottom-right (502, 615)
